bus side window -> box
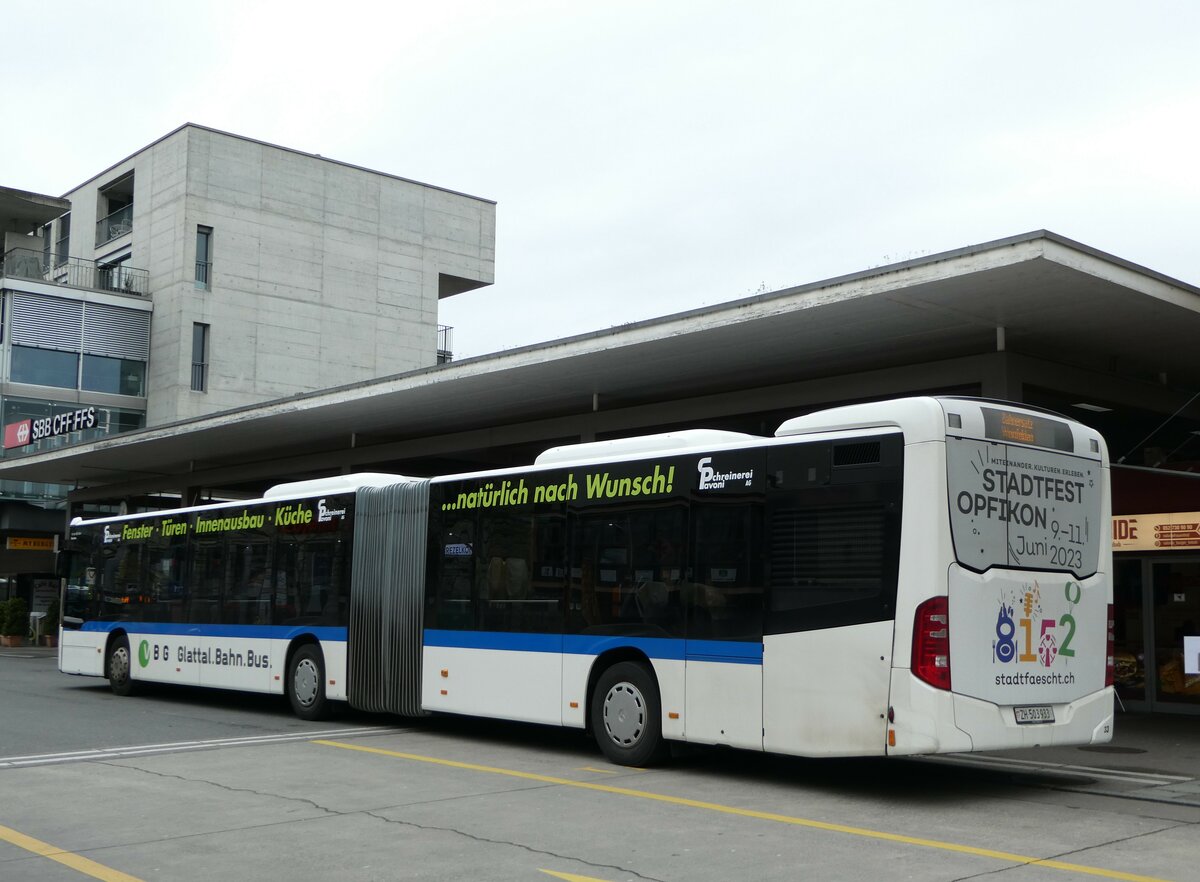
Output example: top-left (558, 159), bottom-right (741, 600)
top-left (568, 508), bottom-right (686, 638)
top-left (687, 503), bottom-right (762, 642)
top-left (765, 437), bottom-right (903, 633)
top-left (142, 538), bottom-right (188, 623)
top-left (104, 542), bottom-right (147, 622)
top-left (188, 540), bottom-right (225, 624)
top-left (478, 509), bottom-right (566, 634)
top-left (431, 517), bottom-right (476, 630)
top-left (225, 539), bottom-right (271, 625)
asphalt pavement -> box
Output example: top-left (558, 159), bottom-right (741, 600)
top-left (5, 644), bottom-right (1198, 804)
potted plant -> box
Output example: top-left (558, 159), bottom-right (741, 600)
top-left (0, 597), bottom-right (28, 647)
top-left (41, 598), bottom-right (60, 648)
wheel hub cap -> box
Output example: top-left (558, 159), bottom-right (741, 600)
top-left (602, 682), bottom-right (645, 746)
top-left (294, 658), bottom-right (319, 707)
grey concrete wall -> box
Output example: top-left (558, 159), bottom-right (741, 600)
top-left (64, 125), bottom-right (496, 427)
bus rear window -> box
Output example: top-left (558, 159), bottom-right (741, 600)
top-left (946, 436), bottom-right (1101, 578)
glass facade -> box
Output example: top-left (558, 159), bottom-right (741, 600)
top-left (1113, 555), bottom-right (1200, 713)
top-left (1, 397), bottom-right (145, 458)
top-left (81, 354), bottom-right (146, 396)
top-left (11, 346), bottom-right (80, 389)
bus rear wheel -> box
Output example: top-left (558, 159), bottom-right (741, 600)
top-left (107, 635), bottom-right (137, 696)
top-left (288, 645), bottom-right (329, 721)
top-left (590, 661), bottom-right (668, 766)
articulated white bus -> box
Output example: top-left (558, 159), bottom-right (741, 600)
top-left (60, 396), bottom-right (1113, 765)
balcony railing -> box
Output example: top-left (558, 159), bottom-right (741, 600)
top-left (1, 247), bottom-right (150, 297)
top-left (191, 362), bottom-right (208, 392)
top-left (437, 324), bottom-right (454, 364)
top-left (95, 203), bottom-right (133, 246)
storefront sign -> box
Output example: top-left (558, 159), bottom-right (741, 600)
top-left (31, 578), bottom-right (58, 613)
top-left (3, 407), bottom-right (97, 449)
top-left (1112, 512), bottom-right (1200, 551)
top-left (6, 537), bottom-right (55, 551)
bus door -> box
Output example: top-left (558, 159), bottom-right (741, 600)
top-left (684, 498), bottom-right (764, 750)
top-left (761, 437), bottom-right (903, 757)
top-left (199, 535), bottom-right (273, 692)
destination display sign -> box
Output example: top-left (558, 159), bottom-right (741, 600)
top-left (947, 437), bottom-right (1100, 577)
top-left (981, 407), bottom-right (1073, 452)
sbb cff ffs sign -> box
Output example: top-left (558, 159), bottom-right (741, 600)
top-left (3, 407), bottom-right (97, 449)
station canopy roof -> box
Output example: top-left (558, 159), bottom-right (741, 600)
top-left (4, 231), bottom-right (1200, 499)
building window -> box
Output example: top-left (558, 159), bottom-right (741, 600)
top-left (55, 213), bottom-right (70, 266)
top-left (82, 355), bottom-right (146, 396)
top-left (195, 226), bottom-right (212, 289)
top-left (11, 346), bottom-right (79, 389)
top-left (191, 323), bottom-right (209, 392)
top-left (96, 174), bottom-right (134, 246)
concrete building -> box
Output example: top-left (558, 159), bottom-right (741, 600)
top-left (52, 124), bottom-right (495, 424)
top-left (0, 124), bottom-right (495, 591)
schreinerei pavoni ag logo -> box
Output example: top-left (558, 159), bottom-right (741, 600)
top-left (696, 456), bottom-right (755, 491)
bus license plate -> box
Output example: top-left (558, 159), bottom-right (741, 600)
top-left (1014, 705), bottom-right (1054, 725)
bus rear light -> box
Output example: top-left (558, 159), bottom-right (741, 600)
top-left (1105, 603), bottom-right (1115, 688)
top-left (913, 596), bottom-right (951, 690)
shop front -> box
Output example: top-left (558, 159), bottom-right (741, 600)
top-left (1112, 511), bottom-right (1200, 714)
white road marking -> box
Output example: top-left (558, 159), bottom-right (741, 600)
top-left (0, 726), bottom-right (404, 769)
top-left (926, 752), bottom-right (1192, 786)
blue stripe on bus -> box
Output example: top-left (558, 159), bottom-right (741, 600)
top-left (422, 629), bottom-right (762, 664)
top-left (75, 623), bottom-right (762, 665)
top-left (79, 622), bottom-right (348, 642)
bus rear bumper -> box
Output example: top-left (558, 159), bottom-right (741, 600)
top-left (886, 674), bottom-right (1114, 756)
top-left (951, 686), bottom-right (1115, 752)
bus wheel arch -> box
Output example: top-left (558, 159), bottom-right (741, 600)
top-left (105, 631), bottom-right (137, 696)
top-left (587, 651), bottom-right (669, 766)
top-left (286, 639), bottom-right (330, 721)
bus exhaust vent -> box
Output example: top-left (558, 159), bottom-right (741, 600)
top-left (833, 441), bottom-right (881, 467)
top-left (348, 479), bottom-right (430, 716)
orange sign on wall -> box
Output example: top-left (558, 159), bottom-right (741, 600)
top-left (1112, 512), bottom-right (1200, 551)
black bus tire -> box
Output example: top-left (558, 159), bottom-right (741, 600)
top-left (288, 644), bottom-right (329, 720)
top-left (590, 661), bottom-right (669, 767)
top-left (107, 635), bottom-right (137, 697)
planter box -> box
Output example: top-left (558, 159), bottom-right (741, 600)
top-left (40, 635), bottom-right (58, 648)
top-left (0, 635), bottom-right (25, 647)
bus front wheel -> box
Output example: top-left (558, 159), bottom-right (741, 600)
top-left (107, 635), bottom-right (137, 696)
top-left (288, 644), bottom-right (329, 720)
top-left (590, 661), bottom-right (668, 766)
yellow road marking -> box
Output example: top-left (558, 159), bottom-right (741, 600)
top-left (540, 870), bottom-right (617, 882)
top-left (0, 823), bottom-right (144, 882)
top-left (315, 739), bottom-right (1174, 882)
top-left (578, 766), bottom-right (619, 774)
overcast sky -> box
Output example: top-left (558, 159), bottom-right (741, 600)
top-left (5, 2), bottom-right (1198, 359)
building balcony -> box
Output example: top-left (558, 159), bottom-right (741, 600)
top-left (437, 324), bottom-right (454, 364)
top-left (2, 247), bottom-right (149, 297)
top-left (95, 203), bottom-right (133, 247)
